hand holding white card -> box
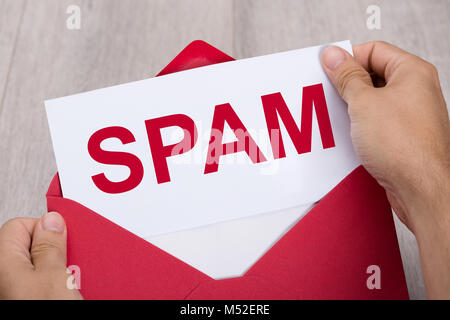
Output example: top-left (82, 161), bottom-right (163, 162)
top-left (46, 40), bottom-right (359, 239)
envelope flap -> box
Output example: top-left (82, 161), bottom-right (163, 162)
top-left (244, 166), bottom-right (409, 299)
top-left (47, 195), bottom-right (211, 299)
top-left (186, 276), bottom-right (297, 300)
top-left (47, 173), bottom-right (62, 197)
top-left (157, 40), bottom-right (233, 76)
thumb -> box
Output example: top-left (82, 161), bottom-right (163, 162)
top-left (31, 212), bottom-right (67, 272)
top-left (321, 46), bottom-right (373, 103)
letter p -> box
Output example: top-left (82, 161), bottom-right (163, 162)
top-left (145, 114), bottom-right (198, 184)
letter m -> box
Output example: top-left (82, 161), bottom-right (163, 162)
top-left (261, 84), bottom-right (335, 159)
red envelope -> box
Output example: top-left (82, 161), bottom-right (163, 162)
top-left (46, 40), bottom-right (409, 300)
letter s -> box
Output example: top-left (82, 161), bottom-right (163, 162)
top-left (88, 126), bottom-right (144, 194)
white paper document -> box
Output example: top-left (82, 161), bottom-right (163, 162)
top-left (46, 40), bottom-right (359, 243)
top-left (147, 203), bottom-right (314, 279)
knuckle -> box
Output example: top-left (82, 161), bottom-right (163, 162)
top-left (32, 239), bottom-right (63, 257)
top-left (372, 40), bottom-right (390, 47)
top-left (370, 40), bottom-right (395, 53)
top-left (336, 67), bottom-right (367, 94)
top-left (403, 55), bottom-right (439, 79)
top-left (1, 218), bottom-right (22, 229)
top-left (413, 61), bottom-right (439, 83)
top-left (423, 61), bottom-right (439, 78)
top-left (0, 218), bottom-right (24, 235)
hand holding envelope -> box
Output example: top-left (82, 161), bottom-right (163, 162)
top-left (45, 40), bottom-right (409, 299)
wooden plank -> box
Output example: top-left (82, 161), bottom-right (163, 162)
top-left (0, 0), bottom-right (26, 110)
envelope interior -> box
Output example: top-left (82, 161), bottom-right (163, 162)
top-left (146, 203), bottom-right (314, 279)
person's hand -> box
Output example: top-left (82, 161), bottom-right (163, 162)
top-left (0, 212), bottom-right (82, 299)
top-left (321, 41), bottom-right (450, 299)
top-left (321, 41), bottom-right (450, 232)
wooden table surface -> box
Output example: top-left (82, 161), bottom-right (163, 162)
top-left (1, 0), bottom-right (449, 299)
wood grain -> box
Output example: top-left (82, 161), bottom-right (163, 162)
top-left (1, 0), bottom-right (448, 299)
top-left (0, 0), bottom-right (25, 109)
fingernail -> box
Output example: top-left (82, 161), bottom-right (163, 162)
top-left (42, 212), bottom-right (65, 233)
top-left (323, 46), bottom-right (347, 70)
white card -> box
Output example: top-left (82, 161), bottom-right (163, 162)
top-left (45, 40), bottom-right (359, 238)
top-left (147, 203), bottom-right (314, 279)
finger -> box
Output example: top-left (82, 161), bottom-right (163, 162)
top-left (0, 218), bottom-right (39, 272)
top-left (321, 46), bottom-right (373, 103)
top-left (31, 212), bottom-right (67, 272)
top-left (353, 41), bottom-right (421, 83)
